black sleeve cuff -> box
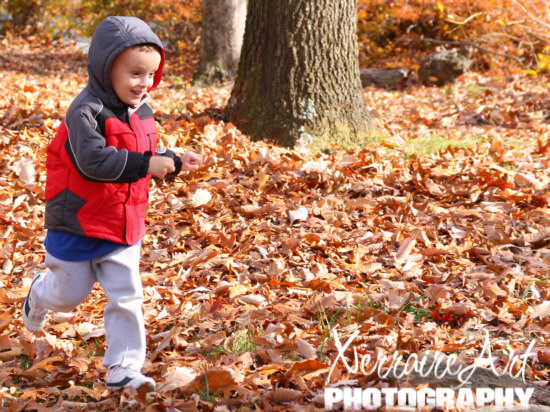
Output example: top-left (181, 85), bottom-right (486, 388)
top-left (172, 154), bottom-right (182, 175)
top-left (116, 151), bottom-right (150, 182)
top-left (138, 151), bottom-right (153, 178)
top-left (156, 148), bottom-right (182, 176)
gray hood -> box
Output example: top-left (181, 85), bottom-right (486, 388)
top-left (87, 16), bottom-right (165, 110)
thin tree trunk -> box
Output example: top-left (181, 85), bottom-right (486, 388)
top-left (225, 0), bottom-right (372, 152)
top-left (193, 0), bottom-right (247, 86)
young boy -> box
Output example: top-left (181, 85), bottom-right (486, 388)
top-left (21, 16), bottom-right (201, 392)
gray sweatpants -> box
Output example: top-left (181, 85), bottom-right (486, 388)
top-left (31, 245), bottom-right (146, 371)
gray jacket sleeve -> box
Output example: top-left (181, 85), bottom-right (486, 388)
top-left (65, 102), bottom-right (150, 183)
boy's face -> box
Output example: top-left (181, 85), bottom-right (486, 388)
top-left (110, 47), bottom-right (161, 106)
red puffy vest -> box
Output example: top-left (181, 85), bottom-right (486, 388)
top-left (45, 108), bottom-right (157, 245)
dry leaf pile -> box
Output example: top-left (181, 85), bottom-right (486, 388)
top-left (0, 38), bottom-right (549, 411)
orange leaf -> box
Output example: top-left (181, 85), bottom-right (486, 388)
top-left (184, 369), bottom-right (236, 392)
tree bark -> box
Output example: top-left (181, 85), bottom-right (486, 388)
top-left (193, 0), bottom-right (247, 86)
top-left (225, 0), bottom-right (372, 152)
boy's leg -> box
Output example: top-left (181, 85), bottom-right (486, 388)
top-left (94, 245), bottom-right (146, 371)
top-left (31, 253), bottom-right (97, 313)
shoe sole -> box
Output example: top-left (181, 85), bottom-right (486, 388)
top-left (22, 272), bottom-right (47, 333)
top-left (107, 379), bottom-right (156, 392)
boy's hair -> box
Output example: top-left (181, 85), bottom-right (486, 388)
top-left (129, 43), bottom-right (162, 54)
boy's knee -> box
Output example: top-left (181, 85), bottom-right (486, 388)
top-left (52, 289), bottom-right (90, 312)
top-left (56, 299), bottom-right (85, 312)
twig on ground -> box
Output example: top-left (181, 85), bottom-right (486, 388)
top-left (512, 0), bottom-right (550, 29)
top-left (524, 29), bottom-right (550, 45)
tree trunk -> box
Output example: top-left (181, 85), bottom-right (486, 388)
top-left (193, 0), bottom-right (247, 86)
top-left (225, 0), bottom-right (372, 152)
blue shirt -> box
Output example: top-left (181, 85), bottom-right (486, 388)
top-left (45, 230), bottom-right (136, 261)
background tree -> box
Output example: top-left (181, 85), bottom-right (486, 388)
top-left (225, 0), bottom-right (372, 152)
top-left (193, 0), bottom-right (247, 86)
top-left (2, 0), bottom-right (43, 33)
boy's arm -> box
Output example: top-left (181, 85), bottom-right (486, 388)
top-left (66, 106), bottom-right (154, 183)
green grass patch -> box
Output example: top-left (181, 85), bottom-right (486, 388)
top-left (204, 345), bottom-right (229, 359)
top-left (402, 134), bottom-right (487, 158)
top-left (464, 86), bottom-right (493, 98)
top-left (230, 329), bottom-right (258, 356)
top-left (197, 373), bottom-right (219, 402)
top-left (362, 132), bottom-right (386, 148)
top-left (318, 306), bottom-right (344, 362)
top-left (17, 355), bottom-right (32, 370)
top-left (204, 329), bottom-right (258, 359)
top-left (400, 304), bottom-right (433, 322)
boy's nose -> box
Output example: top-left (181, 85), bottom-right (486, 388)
top-left (139, 76), bottom-right (150, 87)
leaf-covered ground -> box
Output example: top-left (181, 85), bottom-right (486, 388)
top-left (0, 37), bottom-right (549, 411)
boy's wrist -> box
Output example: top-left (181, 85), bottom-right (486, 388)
top-left (172, 154), bottom-right (182, 175)
top-left (154, 149), bottom-right (182, 176)
top-left (140, 151), bottom-right (153, 178)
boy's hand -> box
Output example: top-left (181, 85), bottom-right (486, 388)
top-left (181, 151), bottom-right (202, 172)
top-left (148, 156), bottom-right (175, 179)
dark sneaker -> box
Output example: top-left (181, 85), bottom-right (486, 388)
top-left (22, 271), bottom-right (50, 333)
top-left (107, 366), bottom-right (156, 392)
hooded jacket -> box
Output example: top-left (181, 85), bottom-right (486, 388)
top-left (45, 16), bottom-right (178, 245)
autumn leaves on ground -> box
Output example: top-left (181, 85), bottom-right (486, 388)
top-left (1, 34), bottom-right (549, 410)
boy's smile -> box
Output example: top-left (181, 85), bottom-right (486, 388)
top-left (110, 47), bottom-right (161, 106)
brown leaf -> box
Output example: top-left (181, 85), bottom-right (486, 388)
top-left (239, 204), bottom-right (272, 217)
top-left (238, 294), bottom-right (266, 305)
top-left (482, 281), bottom-right (506, 299)
top-left (62, 382), bottom-right (102, 401)
top-left (287, 359), bottom-right (328, 376)
top-left (0, 311), bottom-right (12, 333)
top-left (184, 369), bottom-right (236, 392)
top-left (159, 366), bottom-right (196, 392)
top-left (296, 338), bottom-right (317, 360)
top-left (228, 284), bottom-right (248, 298)
top-left (531, 301), bottom-right (550, 319)
top-left (387, 289), bottom-right (412, 311)
top-left (0, 347), bottom-right (23, 361)
top-left (23, 356), bottom-right (64, 375)
top-left (395, 237), bottom-right (416, 265)
top-left (268, 388), bottom-right (303, 403)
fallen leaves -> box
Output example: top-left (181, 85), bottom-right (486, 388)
top-left (0, 37), bottom-right (549, 410)
top-left (531, 301), bottom-right (550, 320)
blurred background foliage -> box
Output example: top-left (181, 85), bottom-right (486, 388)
top-left (0, 0), bottom-right (548, 70)
top-left (356, 0), bottom-right (550, 71)
top-left (0, 0), bottom-right (201, 55)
